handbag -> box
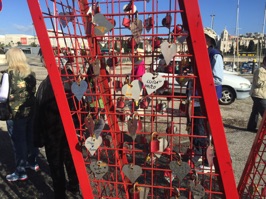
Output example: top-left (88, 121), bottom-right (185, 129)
top-left (0, 73), bottom-right (12, 121)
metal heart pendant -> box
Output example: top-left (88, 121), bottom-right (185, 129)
top-left (90, 160), bottom-right (109, 179)
top-left (85, 136), bottom-right (102, 156)
top-left (160, 41), bottom-right (177, 65)
top-left (169, 161), bottom-right (191, 181)
top-left (122, 164), bottom-right (142, 183)
top-left (71, 80), bottom-right (87, 101)
top-left (127, 118), bottom-right (138, 141)
top-left (142, 73), bottom-right (164, 95)
top-left (122, 80), bottom-right (142, 100)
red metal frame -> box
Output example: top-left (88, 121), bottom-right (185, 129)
top-left (27, 0), bottom-right (239, 198)
top-left (238, 111), bottom-right (266, 198)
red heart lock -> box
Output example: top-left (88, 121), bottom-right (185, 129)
top-left (122, 17), bottom-right (131, 28)
top-left (172, 24), bottom-right (183, 34)
top-left (155, 100), bottom-right (163, 112)
top-left (166, 64), bottom-right (173, 73)
top-left (162, 13), bottom-right (172, 28)
top-left (117, 97), bottom-right (125, 108)
top-left (153, 37), bottom-right (161, 49)
top-left (129, 183), bottom-right (140, 199)
top-left (140, 98), bottom-right (149, 109)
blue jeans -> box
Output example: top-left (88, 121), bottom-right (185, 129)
top-left (6, 117), bottom-right (39, 174)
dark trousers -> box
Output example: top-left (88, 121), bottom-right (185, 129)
top-left (44, 131), bottom-right (78, 199)
top-left (247, 97), bottom-right (266, 130)
top-left (192, 107), bottom-right (208, 165)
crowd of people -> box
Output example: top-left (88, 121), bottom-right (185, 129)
top-left (1, 26), bottom-right (265, 198)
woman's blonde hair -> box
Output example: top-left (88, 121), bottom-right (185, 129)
top-left (5, 47), bottom-right (32, 78)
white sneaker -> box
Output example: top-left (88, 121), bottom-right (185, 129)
top-left (197, 164), bottom-right (215, 173)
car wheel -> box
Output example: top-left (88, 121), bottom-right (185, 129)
top-left (219, 87), bottom-right (236, 105)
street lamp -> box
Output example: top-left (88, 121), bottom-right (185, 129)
top-left (210, 14), bottom-right (215, 29)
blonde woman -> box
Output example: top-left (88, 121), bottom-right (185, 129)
top-left (5, 48), bottom-right (39, 182)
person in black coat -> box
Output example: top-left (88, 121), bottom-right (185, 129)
top-left (33, 69), bottom-right (79, 198)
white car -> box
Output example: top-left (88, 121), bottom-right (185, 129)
top-left (156, 70), bottom-right (251, 105)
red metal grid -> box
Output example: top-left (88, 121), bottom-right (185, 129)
top-left (27, 0), bottom-right (238, 198)
top-left (238, 112), bottom-right (266, 198)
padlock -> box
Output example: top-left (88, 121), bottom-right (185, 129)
top-left (155, 100), bottom-right (163, 112)
top-left (129, 183), bottom-right (140, 199)
top-left (172, 24), bottom-right (183, 34)
top-left (117, 97), bottom-right (125, 109)
top-left (153, 37), bottom-right (161, 49)
top-left (122, 17), bottom-right (131, 28)
top-left (150, 132), bottom-right (159, 152)
top-left (139, 98), bottom-right (149, 109)
top-left (114, 79), bottom-right (123, 91)
top-left (133, 113), bottom-right (143, 133)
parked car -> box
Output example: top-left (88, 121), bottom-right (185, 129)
top-left (152, 60), bottom-right (251, 105)
top-left (240, 62), bottom-right (259, 74)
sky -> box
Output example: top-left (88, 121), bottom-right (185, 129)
top-left (0, 0), bottom-right (265, 36)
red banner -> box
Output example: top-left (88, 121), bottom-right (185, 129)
top-left (20, 37), bottom-right (27, 45)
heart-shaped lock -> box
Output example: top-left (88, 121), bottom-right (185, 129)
top-left (84, 114), bottom-right (95, 136)
top-left (150, 132), bottom-right (159, 153)
top-left (71, 80), bottom-right (88, 101)
top-left (117, 97), bottom-right (125, 109)
top-left (169, 154), bottom-right (191, 181)
top-left (188, 170), bottom-right (205, 199)
top-left (90, 160), bottom-right (109, 179)
top-left (122, 80), bottom-right (142, 100)
top-left (85, 136), bottom-right (102, 156)
top-left (172, 24), bottom-right (183, 34)
top-left (144, 15), bottom-right (153, 32)
top-left (153, 37), bottom-right (161, 49)
top-left (122, 164), bottom-right (142, 183)
top-left (59, 12), bottom-right (74, 28)
top-left (123, 16), bottom-right (131, 28)
top-left (155, 100), bottom-right (163, 112)
top-left (139, 97), bottom-right (150, 109)
top-left (93, 13), bottom-right (114, 36)
top-left (142, 73), bottom-right (164, 95)
top-left (162, 13), bottom-right (172, 29)
top-left (94, 118), bottom-right (105, 139)
top-left (161, 41), bottom-right (177, 65)
top-left (154, 137), bottom-right (168, 158)
top-left (127, 115), bottom-right (138, 141)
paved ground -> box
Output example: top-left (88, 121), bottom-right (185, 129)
top-left (0, 55), bottom-right (259, 198)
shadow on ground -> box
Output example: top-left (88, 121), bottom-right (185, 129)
top-left (0, 128), bottom-right (80, 199)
